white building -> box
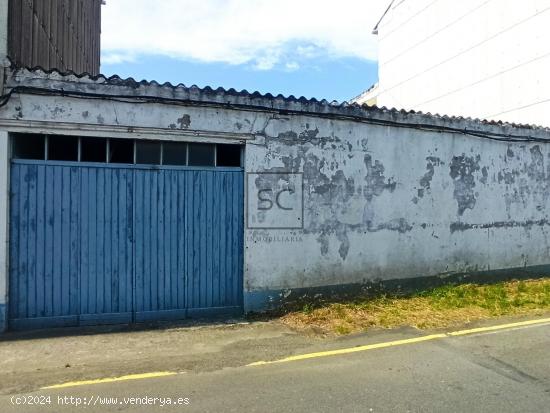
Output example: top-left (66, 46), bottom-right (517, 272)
top-left (355, 0), bottom-right (550, 126)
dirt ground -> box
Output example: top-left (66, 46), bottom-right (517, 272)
top-left (0, 319), bottom-right (317, 395)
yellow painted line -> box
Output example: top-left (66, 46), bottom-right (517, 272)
top-left (447, 317), bottom-right (550, 336)
top-left (39, 317), bottom-right (550, 388)
top-left (41, 371), bottom-right (178, 390)
top-left (248, 317), bottom-right (550, 366)
top-left (247, 334), bottom-right (447, 366)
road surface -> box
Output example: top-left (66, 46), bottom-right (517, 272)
top-left (2, 320), bottom-right (550, 412)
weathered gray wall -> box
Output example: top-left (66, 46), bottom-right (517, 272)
top-left (2, 68), bottom-right (550, 314)
top-left (244, 116), bottom-right (550, 309)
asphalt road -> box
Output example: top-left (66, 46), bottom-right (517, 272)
top-left (2, 322), bottom-right (550, 413)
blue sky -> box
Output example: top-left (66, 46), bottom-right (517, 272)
top-left (101, 55), bottom-right (378, 103)
top-left (100, 0), bottom-right (386, 103)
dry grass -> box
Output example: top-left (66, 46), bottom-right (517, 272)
top-left (280, 279), bottom-right (550, 335)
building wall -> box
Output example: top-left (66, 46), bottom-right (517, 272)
top-left (2, 69), bottom-right (550, 317)
top-left (0, 0), bottom-right (8, 93)
top-left (7, 0), bottom-right (101, 75)
top-left (363, 0), bottom-right (550, 126)
top-left (0, 0), bottom-right (7, 58)
top-left (244, 115), bottom-right (550, 308)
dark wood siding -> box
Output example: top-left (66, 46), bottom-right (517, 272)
top-left (7, 0), bottom-right (101, 75)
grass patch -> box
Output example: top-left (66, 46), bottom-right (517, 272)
top-left (279, 278), bottom-right (550, 335)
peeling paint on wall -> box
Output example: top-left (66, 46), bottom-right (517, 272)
top-left (450, 218), bottom-right (550, 233)
top-left (449, 154), bottom-right (481, 216)
top-left (363, 154), bottom-right (397, 201)
top-left (249, 126), bottom-right (412, 261)
top-left (177, 114), bottom-right (191, 129)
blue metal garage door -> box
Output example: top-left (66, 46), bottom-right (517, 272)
top-left (8, 161), bottom-right (243, 330)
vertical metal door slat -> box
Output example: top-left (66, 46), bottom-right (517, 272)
top-left (128, 168), bottom-right (136, 319)
top-left (235, 173), bottom-right (244, 305)
top-left (143, 171), bottom-right (151, 311)
top-left (200, 172), bottom-right (207, 308)
top-left (9, 165), bottom-right (20, 319)
top-left (104, 169), bottom-right (113, 314)
top-left (206, 172), bottom-right (213, 308)
top-left (150, 172), bottom-right (159, 311)
top-left (44, 166), bottom-right (54, 318)
top-left (111, 169), bottom-right (119, 313)
top-left (156, 171), bottom-right (164, 310)
top-left (79, 167), bottom-right (89, 316)
top-left (20, 165), bottom-right (29, 318)
top-left (226, 173), bottom-right (232, 306)
top-left (186, 171), bottom-right (193, 309)
top-left (27, 165), bottom-right (37, 318)
top-left (85, 168), bottom-right (97, 315)
top-left (60, 167), bottom-right (70, 316)
top-left (162, 171), bottom-right (170, 309)
top-left (212, 173), bottom-right (221, 306)
top-left (133, 170), bottom-right (143, 313)
top-left (220, 173), bottom-right (228, 306)
top-left (169, 171), bottom-right (178, 309)
top-left (194, 171), bottom-right (202, 308)
top-left (17, 165), bottom-right (27, 318)
top-left (69, 167), bottom-right (80, 315)
top-left (51, 167), bottom-right (62, 316)
top-left (180, 174), bottom-right (189, 308)
top-left (35, 164), bottom-right (45, 316)
top-left (96, 168), bottom-right (105, 315)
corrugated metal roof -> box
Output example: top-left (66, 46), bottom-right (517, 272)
top-left (350, 83), bottom-right (378, 104)
top-left (4, 61), bottom-right (550, 135)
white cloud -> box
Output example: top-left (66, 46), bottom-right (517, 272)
top-left (101, 51), bottom-right (137, 65)
top-left (101, 0), bottom-right (387, 69)
top-left (285, 62), bottom-right (300, 72)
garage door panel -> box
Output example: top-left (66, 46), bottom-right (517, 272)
top-left (100, 168), bottom-right (134, 315)
top-left (135, 169), bottom-right (186, 314)
top-left (9, 163), bottom-right (80, 325)
top-left (116, 169), bottom-right (134, 314)
top-left (189, 170), bottom-right (205, 309)
top-left (187, 170), bottom-right (209, 309)
top-left (134, 169), bottom-right (150, 312)
top-left (176, 172), bottom-right (187, 309)
top-left (34, 164), bottom-right (45, 316)
top-left (79, 167), bottom-right (134, 317)
top-left (212, 173), bottom-right (221, 306)
top-left (68, 167), bottom-right (81, 315)
top-left (10, 161), bottom-right (243, 329)
top-left (168, 171), bottom-right (181, 309)
top-left (185, 170), bottom-right (243, 310)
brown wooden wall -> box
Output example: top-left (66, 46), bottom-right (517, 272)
top-left (8, 0), bottom-right (101, 75)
